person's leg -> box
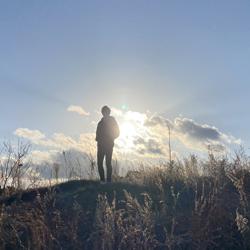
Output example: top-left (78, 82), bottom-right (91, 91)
top-left (97, 146), bottom-right (105, 182)
top-left (106, 146), bottom-right (113, 183)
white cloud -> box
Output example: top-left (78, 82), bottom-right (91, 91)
top-left (67, 105), bottom-right (90, 116)
top-left (14, 128), bottom-right (45, 141)
top-left (29, 150), bottom-right (57, 164)
top-left (14, 128), bottom-right (96, 156)
top-left (52, 133), bottom-right (78, 149)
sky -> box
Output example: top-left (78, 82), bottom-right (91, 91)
top-left (0, 1), bottom-right (250, 165)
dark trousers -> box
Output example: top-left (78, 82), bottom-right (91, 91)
top-left (97, 144), bottom-right (113, 182)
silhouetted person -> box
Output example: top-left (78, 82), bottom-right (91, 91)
top-left (96, 106), bottom-right (120, 183)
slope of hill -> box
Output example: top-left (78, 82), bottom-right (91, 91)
top-left (0, 160), bottom-right (250, 250)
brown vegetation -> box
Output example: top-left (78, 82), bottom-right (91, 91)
top-left (0, 151), bottom-right (250, 249)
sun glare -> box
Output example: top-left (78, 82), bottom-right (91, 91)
top-left (121, 122), bottom-right (136, 138)
top-left (116, 110), bottom-right (147, 151)
top-left (118, 122), bottom-right (137, 149)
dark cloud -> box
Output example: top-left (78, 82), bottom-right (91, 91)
top-left (134, 137), bottom-right (164, 155)
top-left (174, 118), bottom-right (221, 141)
top-left (144, 116), bottom-right (173, 129)
top-left (207, 143), bottom-right (226, 153)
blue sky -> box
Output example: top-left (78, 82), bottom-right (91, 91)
top-left (0, 1), bottom-right (250, 157)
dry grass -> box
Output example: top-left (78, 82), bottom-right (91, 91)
top-left (0, 153), bottom-right (250, 249)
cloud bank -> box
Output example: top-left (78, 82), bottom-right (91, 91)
top-left (145, 115), bottom-right (241, 153)
top-left (13, 107), bottom-right (241, 165)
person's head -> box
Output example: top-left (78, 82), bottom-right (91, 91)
top-left (101, 105), bottom-right (111, 117)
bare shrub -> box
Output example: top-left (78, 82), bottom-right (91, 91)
top-left (0, 141), bottom-right (30, 194)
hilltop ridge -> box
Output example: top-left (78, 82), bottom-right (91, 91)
top-left (0, 162), bottom-right (250, 249)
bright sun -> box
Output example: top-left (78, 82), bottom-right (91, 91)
top-left (121, 122), bottom-right (136, 137)
top-left (116, 111), bottom-right (147, 151)
top-left (119, 122), bottom-right (137, 149)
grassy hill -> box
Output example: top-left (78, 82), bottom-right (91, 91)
top-left (1, 156), bottom-right (250, 249)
